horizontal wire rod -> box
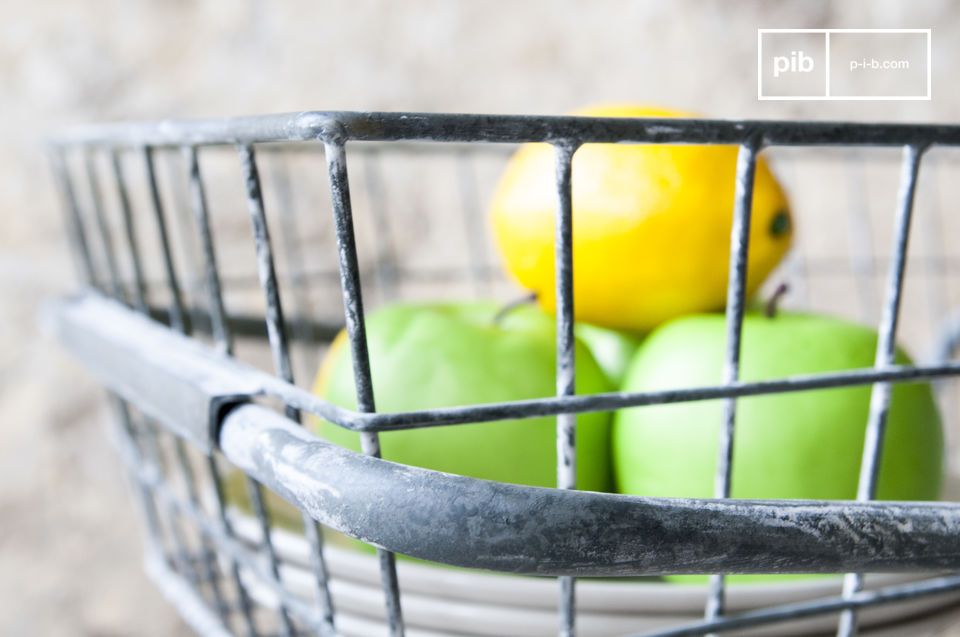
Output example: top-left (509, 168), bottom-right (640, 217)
top-left (50, 290), bottom-right (960, 436)
top-left (108, 256), bottom-right (960, 300)
top-left (637, 574), bottom-right (960, 637)
top-left (284, 361), bottom-right (960, 433)
top-left (52, 111), bottom-right (960, 148)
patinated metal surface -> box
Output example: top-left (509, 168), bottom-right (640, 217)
top-left (219, 404), bottom-right (960, 577)
top-left (52, 111), bottom-right (960, 148)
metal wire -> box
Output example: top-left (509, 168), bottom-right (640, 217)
top-left (638, 574), bottom-right (960, 637)
top-left (843, 157), bottom-right (878, 322)
top-left (110, 395), bottom-right (169, 568)
top-left (111, 150), bottom-right (150, 313)
top-left (144, 146), bottom-right (188, 333)
top-left (269, 154), bottom-right (318, 379)
top-left (704, 138), bottom-right (760, 630)
top-left (166, 150), bottom-right (211, 335)
top-left (254, 356), bottom-right (960, 434)
top-left (324, 138), bottom-right (405, 636)
top-left (50, 111), bottom-right (960, 148)
top-left (182, 144), bottom-right (261, 637)
top-left (84, 151), bottom-right (125, 300)
top-left (119, 145), bottom-right (243, 635)
top-left (456, 150), bottom-right (492, 295)
top-left (361, 150), bottom-right (400, 302)
top-left (237, 143), bottom-right (336, 634)
top-left (554, 141), bottom-right (579, 637)
top-left (49, 149), bottom-right (97, 286)
top-left (81, 150), bottom-right (226, 621)
top-left (837, 143), bottom-right (926, 636)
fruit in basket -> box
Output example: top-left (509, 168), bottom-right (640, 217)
top-left (574, 322), bottom-right (644, 386)
top-left (612, 311), bottom-right (943, 503)
top-left (489, 104), bottom-right (793, 331)
top-left (312, 301), bottom-right (615, 491)
top-left (614, 310), bottom-right (943, 584)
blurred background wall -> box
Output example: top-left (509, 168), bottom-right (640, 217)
top-left (2, 1), bottom-right (958, 634)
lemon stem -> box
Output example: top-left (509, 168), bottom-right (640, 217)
top-left (493, 292), bottom-right (538, 326)
top-left (764, 282), bottom-right (790, 319)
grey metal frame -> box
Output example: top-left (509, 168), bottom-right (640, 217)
top-left (46, 110), bottom-right (960, 636)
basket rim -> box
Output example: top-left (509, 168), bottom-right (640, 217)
top-left (49, 110), bottom-right (960, 149)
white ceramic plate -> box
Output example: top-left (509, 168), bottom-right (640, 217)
top-left (227, 511), bottom-right (960, 636)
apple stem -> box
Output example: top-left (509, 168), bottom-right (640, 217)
top-left (764, 282), bottom-right (790, 318)
top-left (493, 292), bottom-right (538, 326)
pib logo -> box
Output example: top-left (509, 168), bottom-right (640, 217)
top-left (773, 50), bottom-right (815, 78)
top-left (759, 29), bottom-right (930, 100)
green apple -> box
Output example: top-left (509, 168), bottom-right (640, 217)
top-left (613, 311), bottom-right (942, 500)
top-left (613, 311), bottom-right (943, 582)
top-left (575, 322), bottom-right (644, 387)
top-left (313, 301), bottom-right (615, 491)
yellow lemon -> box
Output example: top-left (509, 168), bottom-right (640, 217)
top-left (489, 104), bottom-right (793, 331)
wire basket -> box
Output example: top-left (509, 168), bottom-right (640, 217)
top-left (46, 111), bottom-right (960, 637)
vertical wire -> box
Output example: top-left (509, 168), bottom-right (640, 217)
top-left (173, 434), bottom-right (230, 619)
top-left (166, 150), bottom-right (209, 335)
top-left (209, 457), bottom-right (260, 637)
top-left (49, 149), bottom-right (98, 288)
top-left (239, 145), bottom-right (300, 406)
top-left (836, 144), bottom-right (925, 637)
top-left (704, 139), bottom-right (760, 629)
top-left (136, 410), bottom-right (206, 589)
top-left (920, 154), bottom-right (946, 330)
top-left (182, 145), bottom-right (259, 636)
top-left (84, 150), bottom-right (125, 301)
top-left (107, 148), bottom-right (224, 619)
top-left (235, 144), bottom-right (304, 637)
top-left (325, 139), bottom-right (405, 637)
top-left (919, 157), bottom-right (960, 456)
top-left (238, 144), bottom-right (337, 633)
top-left (144, 146), bottom-right (188, 333)
top-left (553, 142), bottom-right (579, 637)
top-left (456, 151), bottom-right (492, 296)
top-left (183, 147), bottom-right (232, 354)
top-left (779, 153), bottom-right (811, 308)
top-left (362, 150), bottom-right (400, 302)
top-left (270, 155), bottom-right (317, 379)
top-left (110, 148), bottom-right (200, 598)
top-left (110, 395), bottom-right (170, 568)
top-left (111, 150), bottom-right (150, 314)
top-left (269, 156), bottom-right (340, 623)
top-left (845, 153), bottom-right (878, 323)
top-left (124, 145), bottom-right (229, 622)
